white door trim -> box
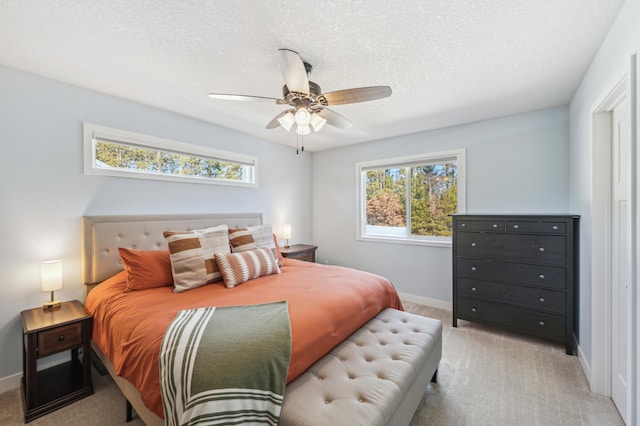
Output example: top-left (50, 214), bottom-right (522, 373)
top-left (590, 54), bottom-right (637, 426)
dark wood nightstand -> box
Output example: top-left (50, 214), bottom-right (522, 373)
top-left (280, 244), bottom-right (318, 262)
top-left (21, 300), bottom-right (93, 422)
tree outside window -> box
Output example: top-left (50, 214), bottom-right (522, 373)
top-left (358, 150), bottom-right (465, 246)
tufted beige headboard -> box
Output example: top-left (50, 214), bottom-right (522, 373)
top-left (82, 213), bottom-right (263, 286)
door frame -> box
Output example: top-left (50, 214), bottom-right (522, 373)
top-left (589, 54), bottom-right (637, 424)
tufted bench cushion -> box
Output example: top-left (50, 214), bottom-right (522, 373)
top-left (279, 308), bottom-right (442, 426)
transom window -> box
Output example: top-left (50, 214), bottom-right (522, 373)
top-left (83, 123), bottom-right (257, 187)
top-left (356, 150), bottom-right (465, 246)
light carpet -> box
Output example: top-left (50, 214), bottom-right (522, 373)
top-left (0, 302), bottom-right (624, 425)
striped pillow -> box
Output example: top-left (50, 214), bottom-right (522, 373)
top-left (163, 225), bottom-right (230, 293)
top-left (215, 247), bottom-right (281, 288)
top-left (229, 225), bottom-right (282, 265)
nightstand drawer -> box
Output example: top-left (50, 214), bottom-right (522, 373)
top-left (289, 251), bottom-right (315, 262)
top-left (38, 323), bottom-right (82, 357)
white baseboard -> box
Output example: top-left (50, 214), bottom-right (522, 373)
top-left (398, 292), bottom-right (452, 311)
top-left (576, 339), bottom-right (592, 388)
top-left (0, 372), bottom-right (21, 394)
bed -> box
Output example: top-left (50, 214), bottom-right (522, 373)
top-left (82, 213), bottom-right (441, 425)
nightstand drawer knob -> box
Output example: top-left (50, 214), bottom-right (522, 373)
top-left (492, 223), bottom-right (498, 228)
top-left (539, 297), bottom-right (545, 303)
top-left (461, 223), bottom-right (466, 228)
top-left (471, 242), bottom-right (476, 247)
top-left (58, 335), bottom-right (65, 341)
top-left (539, 247), bottom-right (545, 252)
top-left (539, 274), bottom-right (545, 279)
top-left (471, 266), bottom-right (477, 271)
top-left (471, 287), bottom-right (477, 292)
top-left (552, 225), bottom-right (558, 230)
top-left (513, 224), bottom-right (519, 229)
top-left (471, 307), bottom-right (477, 313)
top-left (539, 321), bottom-right (545, 326)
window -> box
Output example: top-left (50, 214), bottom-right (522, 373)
top-left (83, 123), bottom-right (257, 187)
top-left (356, 149), bottom-right (465, 247)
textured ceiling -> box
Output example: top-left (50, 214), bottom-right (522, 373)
top-left (0, 0), bottom-right (624, 152)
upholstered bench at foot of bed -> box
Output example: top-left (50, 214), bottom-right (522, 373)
top-left (279, 308), bottom-right (443, 426)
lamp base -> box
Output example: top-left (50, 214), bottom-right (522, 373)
top-left (43, 300), bottom-right (62, 311)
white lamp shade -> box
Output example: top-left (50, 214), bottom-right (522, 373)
top-left (278, 111), bottom-right (295, 131)
top-left (310, 112), bottom-right (327, 132)
top-left (294, 108), bottom-right (311, 126)
top-left (41, 260), bottom-right (63, 292)
top-left (282, 224), bottom-right (292, 240)
top-left (295, 125), bottom-right (311, 135)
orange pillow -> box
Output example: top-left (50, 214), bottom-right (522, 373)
top-left (118, 248), bottom-right (174, 291)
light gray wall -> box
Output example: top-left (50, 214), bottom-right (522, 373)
top-left (0, 65), bottom-right (312, 382)
top-left (312, 107), bottom-right (570, 303)
top-left (568, 0), bottom-right (639, 410)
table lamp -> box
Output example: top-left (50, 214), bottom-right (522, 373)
top-left (283, 224), bottom-right (291, 248)
top-left (41, 260), bottom-right (62, 310)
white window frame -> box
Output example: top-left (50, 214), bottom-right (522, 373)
top-left (83, 123), bottom-right (257, 187)
top-left (356, 149), bottom-right (466, 247)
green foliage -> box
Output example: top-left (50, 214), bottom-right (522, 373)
top-left (95, 140), bottom-right (245, 181)
top-left (366, 162), bottom-right (457, 237)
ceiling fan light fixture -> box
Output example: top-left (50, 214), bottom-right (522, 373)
top-left (310, 112), bottom-right (327, 132)
top-left (295, 124), bottom-right (311, 135)
top-left (294, 108), bottom-right (311, 127)
top-left (278, 111), bottom-right (295, 131)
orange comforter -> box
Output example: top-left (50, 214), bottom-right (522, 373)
top-left (85, 258), bottom-right (403, 418)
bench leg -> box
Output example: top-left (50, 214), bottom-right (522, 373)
top-left (126, 400), bottom-right (133, 422)
top-left (431, 369), bottom-right (438, 383)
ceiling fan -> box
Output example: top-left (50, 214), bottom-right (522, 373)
top-left (208, 49), bottom-right (392, 139)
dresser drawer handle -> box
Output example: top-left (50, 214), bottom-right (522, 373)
top-left (538, 321), bottom-right (545, 326)
top-left (492, 223), bottom-right (498, 228)
top-left (471, 307), bottom-right (477, 313)
top-left (471, 266), bottom-right (477, 271)
top-left (513, 224), bottom-right (519, 229)
top-left (539, 297), bottom-right (545, 303)
top-left (552, 225), bottom-right (558, 231)
top-left (471, 242), bottom-right (476, 247)
top-left (539, 247), bottom-right (545, 252)
top-left (461, 223), bottom-right (466, 228)
top-left (539, 274), bottom-right (545, 279)
top-left (58, 335), bottom-right (65, 341)
top-left (471, 287), bottom-right (477, 292)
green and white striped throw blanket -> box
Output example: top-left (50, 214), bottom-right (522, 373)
top-left (160, 301), bottom-right (292, 426)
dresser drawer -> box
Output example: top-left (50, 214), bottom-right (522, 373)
top-left (456, 220), bottom-right (505, 232)
top-left (457, 278), bottom-right (566, 314)
top-left (506, 220), bottom-right (566, 234)
top-left (456, 258), bottom-right (566, 290)
top-left (457, 297), bottom-right (565, 339)
top-left (456, 233), bottom-right (566, 265)
top-left (37, 323), bottom-right (83, 358)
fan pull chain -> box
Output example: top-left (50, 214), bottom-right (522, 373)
top-left (296, 133), bottom-right (305, 155)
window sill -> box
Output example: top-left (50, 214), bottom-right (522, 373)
top-left (356, 235), bottom-right (452, 248)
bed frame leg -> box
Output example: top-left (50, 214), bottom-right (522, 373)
top-left (431, 369), bottom-right (438, 383)
top-left (126, 400), bottom-right (133, 422)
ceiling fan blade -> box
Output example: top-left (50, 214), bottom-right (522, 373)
top-left (278, 48), bottom-right (310, 94)
top-left (208, 93), bottom-right (279, 103)
top-left (317, 108), bottom-right (352, 129)
top-left (321, 86), bottom-right (392, 106)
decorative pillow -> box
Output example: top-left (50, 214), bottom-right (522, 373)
top-left (229, 224), bottom-right (283, 265)
top-left (163, 225), bottom-right (230, 292)
top-left (215, 247), bottom-right (281, 288)
top-left (118, 248), bottom-right (173, 291)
